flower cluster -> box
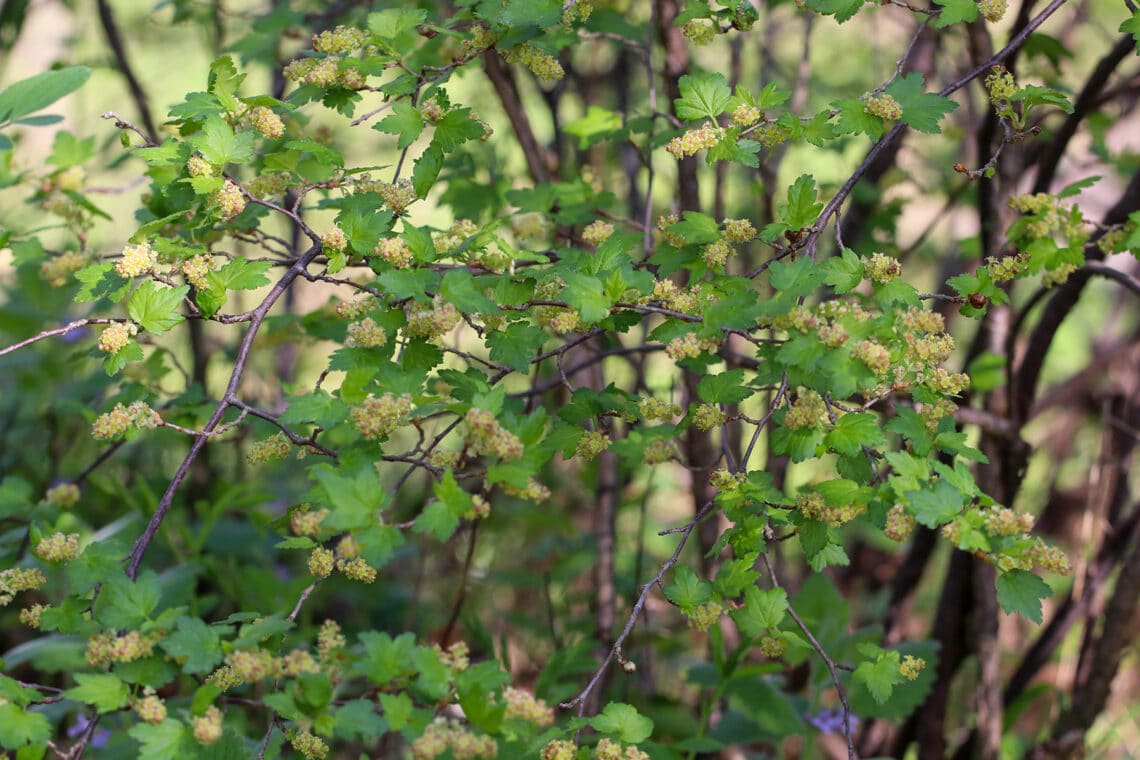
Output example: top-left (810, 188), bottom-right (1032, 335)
top-left (731, 104), bottom-right (761, 127)
top-left (582, 220), bottom-right (615, 246)
top-left (899, 655), bottom-right (926, 680)
top-left (985, 66), bottom-right (1018, 102)
top-left (346, 317), bottom-right (388, 348)
top-left (321, 225), bottom-right (347, 252)
top-left (985, 252), bottom-right (1030, 283)
top-left (796, 490), bottom-right (863, 527)
top-left (291, 506), bottom-right (329, 537)
top-left (411, 718), bottom-right (497, 760)
top-left (542, 740), bottom-right (577, 760)
top-left (643, 438), bottom-right (678, 465)
top-left (312, 25), bottom-right (365, 54)
top-left (723, 218), bottom-right (757, 243)
top-left (284, 56), bottom-right (361, 89)
top-left (375, 237), bottom-right (414, 268)
top-left (639, 397), bottom-right (683, 421)
top-left (115, 241), bottom-right (157, 278)
top-left (33, 532), bottom-right (80, 563)
top-left (248, 106), bottom-right (285, 139)
top-left (318, 619), bottom-right (346, 664)
top-left (853, 340), bottom-right (891, 376)
top-left (432, 219), bottom-right (480, 254)
top-left (983, 507), bottom-right (1035, 537)
top-left (97, 322), bottom-right (138, 353)
top-left (691, 403), bottom-right (727, 431)
top-left (687, 600), bottom-right (723, 631)
top-left (512, 212), bottom-right (552, 245)
top-left (710, 468), bottom-right (745, 491)
top-left (978, 0), bottom-right (1007, 23)
top-left (351, 392), bottom-right (414, 440)
top-left (884, 504), bottom-right (916, 542)
top-left (502, 44), bottom-right (565, 82)
top-left (292, 730), bottom-right (329, 760)
top-left (223, 647), bottom-right (278, 682)
top-left (40, 251), bottom-right (87, 287)
top-left (406, 296), bottom-right (462, 339)
top-left (595, 738), bottom-right (650, 760)
top-left (465, 408), bottom-right (524, 460)
top-left (466, 494), bottom-right (491, 519)
top-left (187, 154), bottom-right (214, 177)
top-left (865, 252), bottom-right (901, 284)
top-left (503, 687), bottom-right (554, 726)
top-left (132, 689), bottom-right (167, 724)
top-left (702, 238), bottom-right (732, 269)
top-left (665, 332), bottom-right (718, 361)
top-left (308, 547), bottom-right (334, 577)
top-left (682, 18), bottom-right (717, 45)
top-left (46, 483), bottom-right (80, 508)
top-left (0, 567), bottom-right (47, 607)
top-left (753, 122), bottom-right (793, 147)
top-left (19, 603), bottom-right (46, 628)
top-left (899, 307), bottom-right (945, 333)
top-left (666, 123), bottom-right (725, 159)
top-left (192, 706), bottom-right (223, 745)
top-left (246, 432), bottom-right (291, 465)
top-left (760, 634), bottom-right (787, 658)
top-left (656, 213), bottom-right (685, 246)
top-left (338, 556), bottom-right (377, 583)
top-left (864, 93), bottom-right (903, 121)
top-left (213, 179), bottom-right (246, 220)
top-left (784, 390), bottom-right (828, 429)
top-left (178, 254), bottom-right (216, 289)
top-left (86, 629), bottom-right (155, 667)
top-left (576, 430), bottom-right (611, 461)
top-left (458, 24), bottom-right (497, 59)
top-left (378, 179), bottom-right (417, 214)
top-left (435, 640), bottom-right (470, 671)
top-left (503, 477), bottom-right (553, 502)
top-left (91, 401), bottom-right (162, 440)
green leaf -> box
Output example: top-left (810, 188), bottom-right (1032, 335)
top-left (414, 470), bottom-right (472, 541)
top-left (904, 479), bottom-right (965, 528)
top-left (373, 101), bottom-right (424, 150)
top-left (412, 145), bottom-right (443, 198)
top-left (730, 586), bottom-right (788, 637)
top-left (312, 464), bottom-right (387, 531)
top-left (74, 263), bottom-right (129, 303)
top-left (501, 0), bottom-right (563, 26)
top-left (780, 175), bottom-right (823, 229)
top-left (190, 115), bottom-right (255, 166)
top-left (560, 270), bottom-right (611, 324)
top-left (97, 570), bottom-right (162, 629)
top-left (335, 700), bottom-right (387, 740)
top-left (486, 322), bottom-right (546, 372)
top-left (805, 0), bottom-right (865, 23)
top-left (128, 282), bottom-right (190, 335)
top-left (368, 8), bottom-right (427, 43)
top-left (208, 258), bottom-right (273, 290)
top-left (431, 109), bottom-right (486, 152)
top-left (0, 704), bottom-right (51, 749)
top-left (886, 72), bottom-right (958, 134)
top-left (160, 616), bottom-right (223, 674)
top-left (440, 268), bottom-right (500, 314)
top-left (713, 558), bottom-right (761, 598)
top-left (355, 631), bottom-right (418, 685)
top-left (825, 412), bottom-right (885, 456)
top-left (675, 72), bottom-right (731, 122)
top-left (0, 66), bottom-right (90, 124)
top-left (1121, 11), bottom-right (1140, 52)
top-left (62, 673), bottom-right (129, 714)
top-left (996, 569), bottom-right (1051, 624)
top-left (565, 105), bottom-right (623, 149)
top-left (128, 719), bottom-right (187, 760)
top-left (832, 97), bottom-right (886, 139)
top-left (697, 370), bottom-right (754, 404)
top-left (663, 566), bottom-right (711, 611)
top-left (854, 649), bottom-right (903, 704)
top-left (590, 702), bottom-right (654, 744)
top-left (208, 56), bottom-right (245, 113)
top-left (932, 0), bottom-right (979, 29)
top-left (822, 248), bottom-right (865, 292)
top-left (667, 211), bottom-right (721, 245)
top-left (48, 131), bottom-right (96, 168)
top-left (378, 692), bottom-right (413, 730)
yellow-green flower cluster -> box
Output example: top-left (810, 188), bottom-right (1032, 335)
top-left (884, 504), bottom-right (916, 542)
top-left (978, 0), bottom-right (1007, 23)
top-left (97, 321), bottom-right (138, 353)
top-left (595, 738), bottom-right (650, 760)
top-left (205, 665), bottom-right (244, 691)
top-left (435, 640), bottom-right (470, 671)
top-left (33, 532), bottom-right (80, 563)
top-left (85, 629), bottom-right (155, 667)
top-left (753, 122), bottom-right (793, 147)
top-left (921, 367), bottom-right (969, 396)
top-left (338, 556), bottom-right (377, 583)
top-left (653, 279), bottom-right (699, 314)
top-left (179, 254), bottom-right (216, 289)
top-left (213, 179), bottom-right (246, 220)
top-left (665, 333), bottom-right (718, 361)
top-left (346, 317), bottom-right (388, 348)
top-left (292, 730), bottom-right (329, 760)
top-left (771, 304), bottom-right (820, 333)
top-left (562, 0), bottom-right (593, 24)
top-left (19, 603), bottom-right (47, 628)
top-left (225, 647), bottom-right (278, 682)
top-left (466, 494), bottom-right (491, 519)
top-left (666, 123), bottom-right (724, 159)
top-left (246, 433), bottom-right (291, 465)
top-left (759, 634), bottom-right (787, 658)
top-left (723, 218), bottom-right (757, 243)
top-left (683, 18), bottom-right (717, 45)
top-left (503, 476), bottom-right (552, 502)
top-left (91, 401), bottom-right (162, 440)
top-left (853, 340), bottom-right (891, 376)
top-left (983, 507), bottom-right (1035, 537)
top-left (249, 106), bottom-right (284, 139)
top-left (312, 25), bottom-right (365, 55)
top-left (376, 237), bottom-right (414, 268)
top-left (542, 740), bottom-right (577, 760)
top-left (797, 490), bottom-right (863, 526)
top-left (116, 241), bottom-right (158, 278)
top-left (406, 296), bottom-right (462, 339)
top-left (411, 718), bottom-right (497, 760)
top-left (378, 179), bottom-right (418, 214)
top-left (639, 397), bottom-right (682, 421)
top-left (502, 44), bottom-right (565, 82)
top-left (322, 225), bottom-right (347, 253)
top-left (192, 706), bottom-right (224, 745)
top-left (351, 393), bottom-right (414, 440)
top-left (0, 567), bottom-right (47, 607)
top-left (576, 430), bottom-right (611, 461)
top-left (246, 172), bottom-right (289, 198)
top-left (420, 97), bottom-right (446, 123)
top-left (864, 93), bottom-right (903, 121)
top-left (291, 506), bottom-right (329, 537)
top-left (538, 306), bottom-right (582, 335)
top-left (985, 66), bottom-right (1018, 102)
top-left (702, 238), bottom-right (732, 269)
top-left (710, 468), bottom-right (745, 491)
top-left (503, 687), bottom-right (555, 726)
top-left (512, 212), bottom-right (552, 245)
top-left (691, 403), bottom-right (727, 431)
top-left (905, 333), bottom-right (955, 364)
top-left (433, 219), bottom-right (480, 254)
top-left (865, 252), bottom-right (901, 284)
top-left (731, 104), bottom-right (761, 127)
top-left (656, 214), bottom-right (685, 246)
top-left (899, 655), bottom-right (926, 680)
top-left (187, 154), bottom-right (215, 177)
top-left (899, 307), bottom-right (945, 334)
top-left (46, 483), bottom-right (80, 508)
top-left (309, 547), bottom-right (334, 577)
top-left (41, 251), bottom-right (87, 287)
top-left (459, 25), bottom-right (497, 59)
top-left (985, 252), bottom-right (1030, 283)
top-left (465, 408), bottom-right (524, 460)
top-left (643, 438), bottom-right (678, 465)
top-left (133, 689), bottom-right (167, 724)
top-left (687, 600), bottom-right (723, 631)
top-left (783, 390), bottom-right (828, 429)
top-left (318, 619), bottom-right (345, 664)
top-left (582, 220), bottom-right (615, 246)
top-left (818, 322), bottom-right (849, 348)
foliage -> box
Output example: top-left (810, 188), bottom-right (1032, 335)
top-left (1, 1), bottom-right (1139, 758)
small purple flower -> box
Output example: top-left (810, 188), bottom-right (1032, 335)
top-left (805, 707), bottom-right (858, 735)
top-left (67, 713), bottom-right (110, 749)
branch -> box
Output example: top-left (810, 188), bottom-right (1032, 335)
top-left (0, 318), bottom-right (122, 359)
